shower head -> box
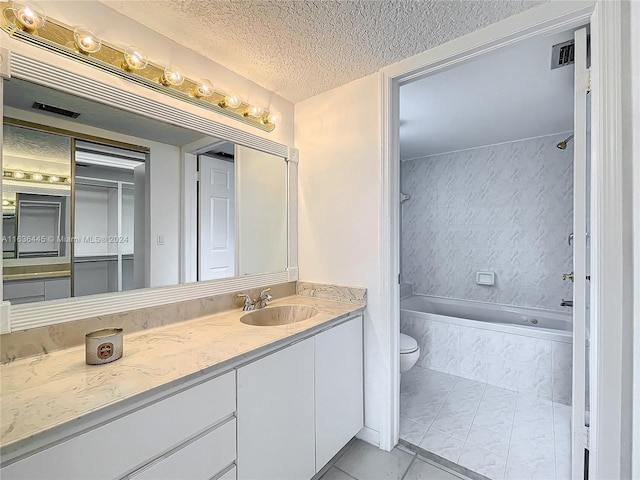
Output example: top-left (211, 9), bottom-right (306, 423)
top-left (557, 134), bottom-right (574, 150)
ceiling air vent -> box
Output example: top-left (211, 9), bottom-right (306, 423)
top-left (32, 102), bottom-right (80, 118)
top-left (551, 40), bottom-right (575, 69)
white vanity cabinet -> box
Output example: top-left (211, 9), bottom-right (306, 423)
top-left (2, 314), bottom-right (364, 480)
top-left (237, 315), bottom-right (364, 479)
top-left (1, 371), bottom-right (236, 480)
top-left (3, 277), bottom-right (71, 304)
top-left (237, 338), bottom-right (316, 480)
top-left (315, 315), bottom-right (364, 470)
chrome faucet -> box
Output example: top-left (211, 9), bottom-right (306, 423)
top-left (257, 288), bottom-right (273, 308)
top-left (237, 289), bottom-right (273, 311)
top-left (237, 293), bottom-right (256, 311)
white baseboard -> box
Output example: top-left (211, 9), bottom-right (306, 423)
top-left (356, 426), bottom-right (380, 448)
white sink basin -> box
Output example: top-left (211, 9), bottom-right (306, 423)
top-left (240, 305), bottom-right (319, 326)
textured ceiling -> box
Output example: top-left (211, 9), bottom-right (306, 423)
top-left (101, 0), bottom-right (545, 103)
top-left (3, 123), bottom-right (71, 166)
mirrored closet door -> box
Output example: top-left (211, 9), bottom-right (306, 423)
top-left (73, 141), bottom-right (147, 296)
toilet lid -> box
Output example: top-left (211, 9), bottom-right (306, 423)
top-left (400, 333), bottom-right (418, 354)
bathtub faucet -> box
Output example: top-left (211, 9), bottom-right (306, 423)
top-left (560, 299), bottom-right (573, 307)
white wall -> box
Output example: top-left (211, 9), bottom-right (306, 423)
top-left (236, 146), bottom-right (287, 276)
top-left (296, 74), bottom-right (383, 438)
top-left (148, 142), bottom-right (181, 288)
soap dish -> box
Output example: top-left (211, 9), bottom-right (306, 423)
top-left (86, 328), bottom-right (123, 365)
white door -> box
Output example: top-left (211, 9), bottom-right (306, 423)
top-left (571, 26), bottom-right (591, 480)
top-left (198, 155), bottom-right (235, 281)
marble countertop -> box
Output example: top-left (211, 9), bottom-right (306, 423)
top-left (0, 295), bottom-right (364, 457)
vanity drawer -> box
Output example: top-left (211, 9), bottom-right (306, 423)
top-left (132, 418), bottom-right (236, 480)
top-left (2, 371), bottom-right (236, 480)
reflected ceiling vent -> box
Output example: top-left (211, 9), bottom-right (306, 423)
top-left (32, 102), bottom-right (80, 118)
top-left (551, 40), bottom-right (574, 69)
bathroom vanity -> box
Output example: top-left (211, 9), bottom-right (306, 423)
top-left (0, 296), bottom-right (364, 480)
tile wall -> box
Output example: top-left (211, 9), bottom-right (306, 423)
top-left (401, 133), bottom-right (574, 313)
top-left (401, 313), bottom-right (572, 404)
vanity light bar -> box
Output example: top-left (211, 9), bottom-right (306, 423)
top-left (0, 2), bottom-right (280, 132)
top-left (3, 169), bottom-right (69, 184)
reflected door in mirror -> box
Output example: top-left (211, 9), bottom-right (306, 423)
top-left (198, 154), bottom-right (236, 281)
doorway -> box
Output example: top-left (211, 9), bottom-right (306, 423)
top-left (395, 26), bottom-right (588, 478)
top-left (377, 2), bottom-right (631, 478)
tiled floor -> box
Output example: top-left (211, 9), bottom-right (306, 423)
top-left (318, 438), bottom-right (471, 480)
top-left (400, 366), bottom-right (571, 480)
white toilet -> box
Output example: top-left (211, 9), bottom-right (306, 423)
top-left (400, 333), bottom-right (420, 373)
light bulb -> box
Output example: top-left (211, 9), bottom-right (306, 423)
top-left (263, 111), bottom-right (281, 126)
top-left (245, 105), bottom-right (264, 118)
top-left (160, 65), bottom-right (184, 87)
top-left (122, 46), bottom-right (148, 71)
top-left (219, 94), bottom-right (241, 109)
top-left (2, 200), bottom-right (10, 206)
top-left (73, 27), bottom-right (101, 54)
top-left (13, 171), bottom-right (25, 179)
top-left (49, 175), bottom-right (59, 183)
top-left (13, 1), bottom-right (46, 32)
top-left (192, 79), bottom-right (213, 98)
top-left (32, 173), bottom-right (43, 181)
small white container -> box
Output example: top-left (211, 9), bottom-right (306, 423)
top-left (85, 328), bottom-right (123, 365)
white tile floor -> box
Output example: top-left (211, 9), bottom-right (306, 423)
top-left (400, 366), bottom-right (572, 480)
top-left (318, 438), bottom-right (471, 480)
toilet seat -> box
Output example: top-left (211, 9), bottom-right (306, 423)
top-left (400, 333), bottom-right (418, 354)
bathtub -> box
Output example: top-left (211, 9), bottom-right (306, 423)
top-left (400, 294), bottom-right (573, 403)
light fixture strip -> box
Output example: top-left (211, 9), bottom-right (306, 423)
top-left (0, 4), bottom-right (278, 132)
top-left (3, 168), bottom-right (69, 184)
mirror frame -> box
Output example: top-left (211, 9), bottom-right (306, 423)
top-left (0, 45), bottom-right (298, 333)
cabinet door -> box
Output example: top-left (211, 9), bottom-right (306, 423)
top-left (237, 338), bottom-right (315, 480)
top-left (315, 316), bottom-right (364, 470)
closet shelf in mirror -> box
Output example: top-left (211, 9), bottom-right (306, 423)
top-left (73, 253), bottom-right (134, 264)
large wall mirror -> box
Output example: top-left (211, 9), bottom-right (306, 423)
top-left (1, 73), bottom-right (294, 329)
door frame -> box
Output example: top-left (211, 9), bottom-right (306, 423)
top-left (379, 0), bottom-right (633, 476)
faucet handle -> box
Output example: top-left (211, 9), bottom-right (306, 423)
top-left (258, 289), bottom-right (273, 308)
top-left (237, 293), bottom-right (255, 310)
